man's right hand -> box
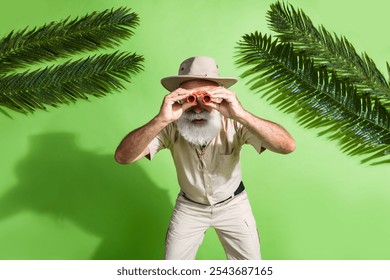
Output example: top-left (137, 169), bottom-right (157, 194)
top-left (157, 88), bottom-right (196, 124)
top-left (115, 88), bottom-right (197, 164)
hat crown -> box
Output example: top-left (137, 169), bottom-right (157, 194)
top-left (160, 55), bottom-right (237, 91)
top-left (178, 56), bottom-right (219, 77)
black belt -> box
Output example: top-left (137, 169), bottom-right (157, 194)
top-left (183, 181), bottom-right (245, 206)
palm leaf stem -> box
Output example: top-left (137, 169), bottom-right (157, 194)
top-left (0, 7), bottom-right (139, 74)
top-left (267, 1), bottom-right (390, 101)
top-left (0, 52), bottom-right (143, 114)
top-left (236, 32), bottom-right (390, 163)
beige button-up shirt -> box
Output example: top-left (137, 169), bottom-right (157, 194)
top-left (147, 117), bottom-right (264, 205)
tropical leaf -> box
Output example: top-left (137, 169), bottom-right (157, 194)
top-left (236, 31), bottom-right (390, 164)
top-left (0, 7), bottom-right (139, 74)
top-left (0, 7), bottom-right (144, 116)
top-left (267, 1), bottom-right (390, 101)
top-left (0, 52), bottom-right (143, 114)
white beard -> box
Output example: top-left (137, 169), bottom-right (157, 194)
top-left (177, 110), bottom-right (222, 146)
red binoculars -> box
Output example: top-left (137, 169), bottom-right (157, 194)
top-left (186, 91), bottom-right (212, 104)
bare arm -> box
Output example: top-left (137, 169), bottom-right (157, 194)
top-left (235, 110), bottom-right (296, 154)
top-left (114, 116), bottom-right (168, 164)
top-left (114, 88), bottom-right (195, 164)
top-left (208, 87), bottom-right (296, 154)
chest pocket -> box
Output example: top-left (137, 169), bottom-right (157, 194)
top-left (210, 149), bottom-right (240, 177)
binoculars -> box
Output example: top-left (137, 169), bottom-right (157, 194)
top-left (186, 91), bottom-right (212, 104)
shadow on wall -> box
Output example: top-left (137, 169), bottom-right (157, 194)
top-left (0, 133), bottom-right (172, 259)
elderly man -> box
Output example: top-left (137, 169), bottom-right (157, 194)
top-left (115, 56), bottom-right (295, 260)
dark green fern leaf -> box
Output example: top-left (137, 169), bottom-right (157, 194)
top-left (267, 1), bottom-right (390, 100)
top-left (236, 31), bottom-right (390, 164)
top-left (0, 7), bottom-right (139, 74)
top-left (0, 52), bottom-right (143, 114)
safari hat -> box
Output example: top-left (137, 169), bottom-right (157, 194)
top-left (161, 56), bottom-right (237, 91)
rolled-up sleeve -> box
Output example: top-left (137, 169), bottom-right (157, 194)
top-left (235, 122), bottom-right (265, 154)
top-left (146, 124), bottom-right (173, 160)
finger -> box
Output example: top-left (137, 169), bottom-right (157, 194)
top-left (169, 91), bottom-right (191, 103)
top-left (208, 97), bottom-right (219, 104)
top-left (207, 86), bottom-right (229, 94)
top-left (209, 93), bottom-right (232, 103)
top-left (209, 87), bottom-right (236, 95)
top-left (203, 101), bottom-right (218, 110)
top-left (204, 102), bottom-right (229, 117)
top-left (181, 100), bottom-right (197, 111)
top-left (169, 88), bottom-right (192, 98)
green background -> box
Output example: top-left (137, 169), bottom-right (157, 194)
top-left (0, 0), bottom-right (389, 260)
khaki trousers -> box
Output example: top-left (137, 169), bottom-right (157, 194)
top-left (164, 191), bottom-right (261, 260)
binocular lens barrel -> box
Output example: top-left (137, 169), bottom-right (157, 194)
top-left (186, 94), bottom-right (197, 103)
top-left (185, 92), bottom-right (211, 104)
top-left (202, 93), bottom-right (211, 103)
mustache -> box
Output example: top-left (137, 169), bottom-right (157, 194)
top-left (181, 111), bottom-right (211, 121)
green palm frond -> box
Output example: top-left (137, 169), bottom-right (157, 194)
top-left (0, 7), bottom-right (144, 116)
top-left (267, 1), bottom-right (390, 100)
top-left (0, 52), bottom-right (143, 114)
top-left (0, 7), bottom-right (139, 74)
top-left (236, 31), bottom-right (390, 164)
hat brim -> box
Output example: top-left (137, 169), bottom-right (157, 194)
top-left (161, 75), bottom-right (238, 92)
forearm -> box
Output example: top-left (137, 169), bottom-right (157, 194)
top-left (115, 115), bottom-right (168, 164)
top-left (115, 87), bottom-right (195, 164)
top-left (236, 110), bottom-right (296, 154)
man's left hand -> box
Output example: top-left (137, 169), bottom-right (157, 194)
top-left (205, 87), bottom-right (246, 120)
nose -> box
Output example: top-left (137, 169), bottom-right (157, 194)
top-left (193, 94), bottom-right (211, 112)
top-left (192, 103), bottom-right (204, 114)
